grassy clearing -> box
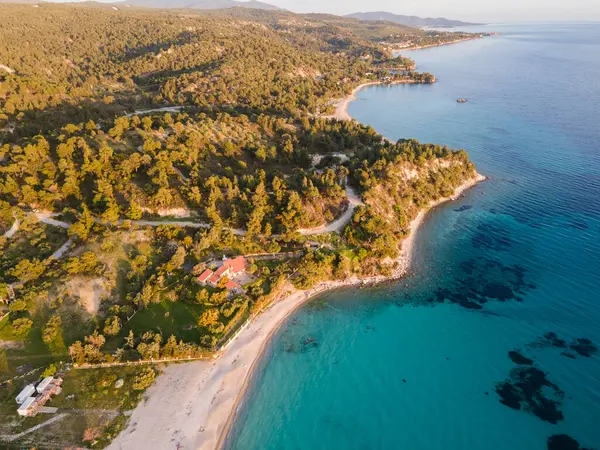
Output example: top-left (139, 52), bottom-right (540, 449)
top-left (52, 366), bottom-right (150, 411)
top-left (0, 298), bottom-right (94, 381)
top-left (120, 300), bottom-right (206, 344)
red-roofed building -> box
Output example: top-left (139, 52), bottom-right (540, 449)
top-left (223, 256), bottom-right (248, 276)
top-left (197, 256), bottom-right (248, 290)
top-left (197, 269), bottom-right (214, 284)
top-left (214, 265), bottom-right (229, 277)
top-left (208, 272), bottom-right (221, 285)
top-left (225, 280), bottom-right (241, 291)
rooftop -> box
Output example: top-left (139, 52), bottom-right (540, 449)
top-left (197, 269), bottom-right (213, 283)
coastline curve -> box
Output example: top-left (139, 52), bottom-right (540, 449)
top-left (109, 51), bottom-right (487, 450)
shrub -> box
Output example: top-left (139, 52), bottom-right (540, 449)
top-left (132, 367), bottom-right (156, 391)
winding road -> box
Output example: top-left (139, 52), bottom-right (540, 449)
top-left (2, 218), bottom-right (20, 238)
top-left (31, 183), bottom-right (362, 239)
top-left (297, 184), bottom-right (363, 235)
top-left (125, 106), bottom-right (185, 117)
top-left (3, 182), bottom-right (362, 264)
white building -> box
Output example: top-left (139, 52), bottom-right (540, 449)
top-left (15, 384), bottom-right (36, 405)
top-left (14, 377), bottom-right (63, 417)
top-left (36, 377), bottom-right (53, 393)
top-left (17, 397), bottom-right (37, 417)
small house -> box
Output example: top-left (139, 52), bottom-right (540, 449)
top-left (224, 279), bottom-right (242, 291)
top-left (17, 397), bottom-right (37, 417)
top-left (223, 256), bottom-right (248, 277)
top-left (197, 256), bottom-right (248, 290)
top-left (197, 269), bottom-right (213, 284)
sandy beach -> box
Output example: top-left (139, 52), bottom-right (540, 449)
top-left (329, 82), bottom-right (377, 121)
top-left (327, 80), bottom-right (418, 121)
top-left (108, 171), bottom-right (485, 450)
top-left (109, 44), bottom-right (485, 450)
top-left (326, 35), bottom-right (488, 122)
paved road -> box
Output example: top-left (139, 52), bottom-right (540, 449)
top-left (49, 238), bottom-right (73, 260)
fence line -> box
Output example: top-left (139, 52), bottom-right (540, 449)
top-left (73, 354), bottom-right (212, 370)
top-left (74, 272), bottom-right (299, 370)
top-left (0, 366), bottom-right (43, 386)
top-left (245, 251), bottom-right (304, 260)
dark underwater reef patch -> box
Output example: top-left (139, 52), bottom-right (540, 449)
top-left (529, 333), bottom-right (597, 359)
top-left (495, 366), bottom-right (564, 424)
top-left (481, 282), bottom-right (514, 301)
top-left (305, 298), bottom-right (329, 312)
top-left (459, 260), bottom-right (476, 274)
top-left (496, 336), bottom-right (599, 428)
top-left (471, 222), bottom-right (513, 251)
top-left (488, 126), bottom-right (510, 135)
top-left (283, 335), bottom-right (320, 353)
top-left (568, 220), bottom-right (589, 230)
top-left (537, 332), bottom-right (568, 349)
top-left (508, 350), bottom-right (534, 365)
top-left (547, 434), bottom-right (594, 450)
top-left (428, 258), bottom-right (530, 310)
top-left (570, 338), bottom-right (598, 358)
top-left (454, 204), bottom-right (473, 212)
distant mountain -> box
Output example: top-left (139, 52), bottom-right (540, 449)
top-left (346, 11), bottom-right (482, 28)
top-left (122, 0), bottom-right (280, 10)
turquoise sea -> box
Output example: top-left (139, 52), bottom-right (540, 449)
top-left (227, 23), bottom-right (600, 450)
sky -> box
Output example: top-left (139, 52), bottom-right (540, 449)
top-left (262, 0), bottom-right (600, 23)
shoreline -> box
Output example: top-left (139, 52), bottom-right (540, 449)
top-left (329, 35), bottom-right (487, 122)
top-left (217, 172), bottom-right (486, 449)
top-left (407, 36), bottom-right (483, 51)
top-left (109, 37), bottom-right (487, 450)
top-left (381, 35), bottom-right (484, 53)
top-left (107, 173), bottom-right (486, 450)
top-left (327, 80), bottom-right (418, 122)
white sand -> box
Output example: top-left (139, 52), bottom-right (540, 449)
top-left (327, 80), bottom-right (417, 122)
top-left (108, 287), bottom-right (331, 450)
top-left (108, 173), bottom-right (485, 450)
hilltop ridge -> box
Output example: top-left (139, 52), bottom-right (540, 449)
top-left (347, 11), bottom-right (483, 28)
top-left (122, 0), bottom-right (280, 10)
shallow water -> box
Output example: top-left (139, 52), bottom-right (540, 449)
top-left (227, 23), bottom-right (600, 450)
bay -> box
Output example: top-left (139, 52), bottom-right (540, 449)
top-left (227, 23), bottom-right (600, 450)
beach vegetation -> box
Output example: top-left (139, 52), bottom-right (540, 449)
top-left (0, 4), bottom-right (480, 447)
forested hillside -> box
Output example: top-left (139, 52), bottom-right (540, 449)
top-left (0, 4), bottom-right (476, 137)
top-left (0, 5), bottom-right (478, 446)
top-left (124, 0), bottom-right (281, 10)
top-left (346, 11), bottom-right (481, 28)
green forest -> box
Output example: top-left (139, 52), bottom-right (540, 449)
top-left (0, 4), bottom-right (478, 447)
